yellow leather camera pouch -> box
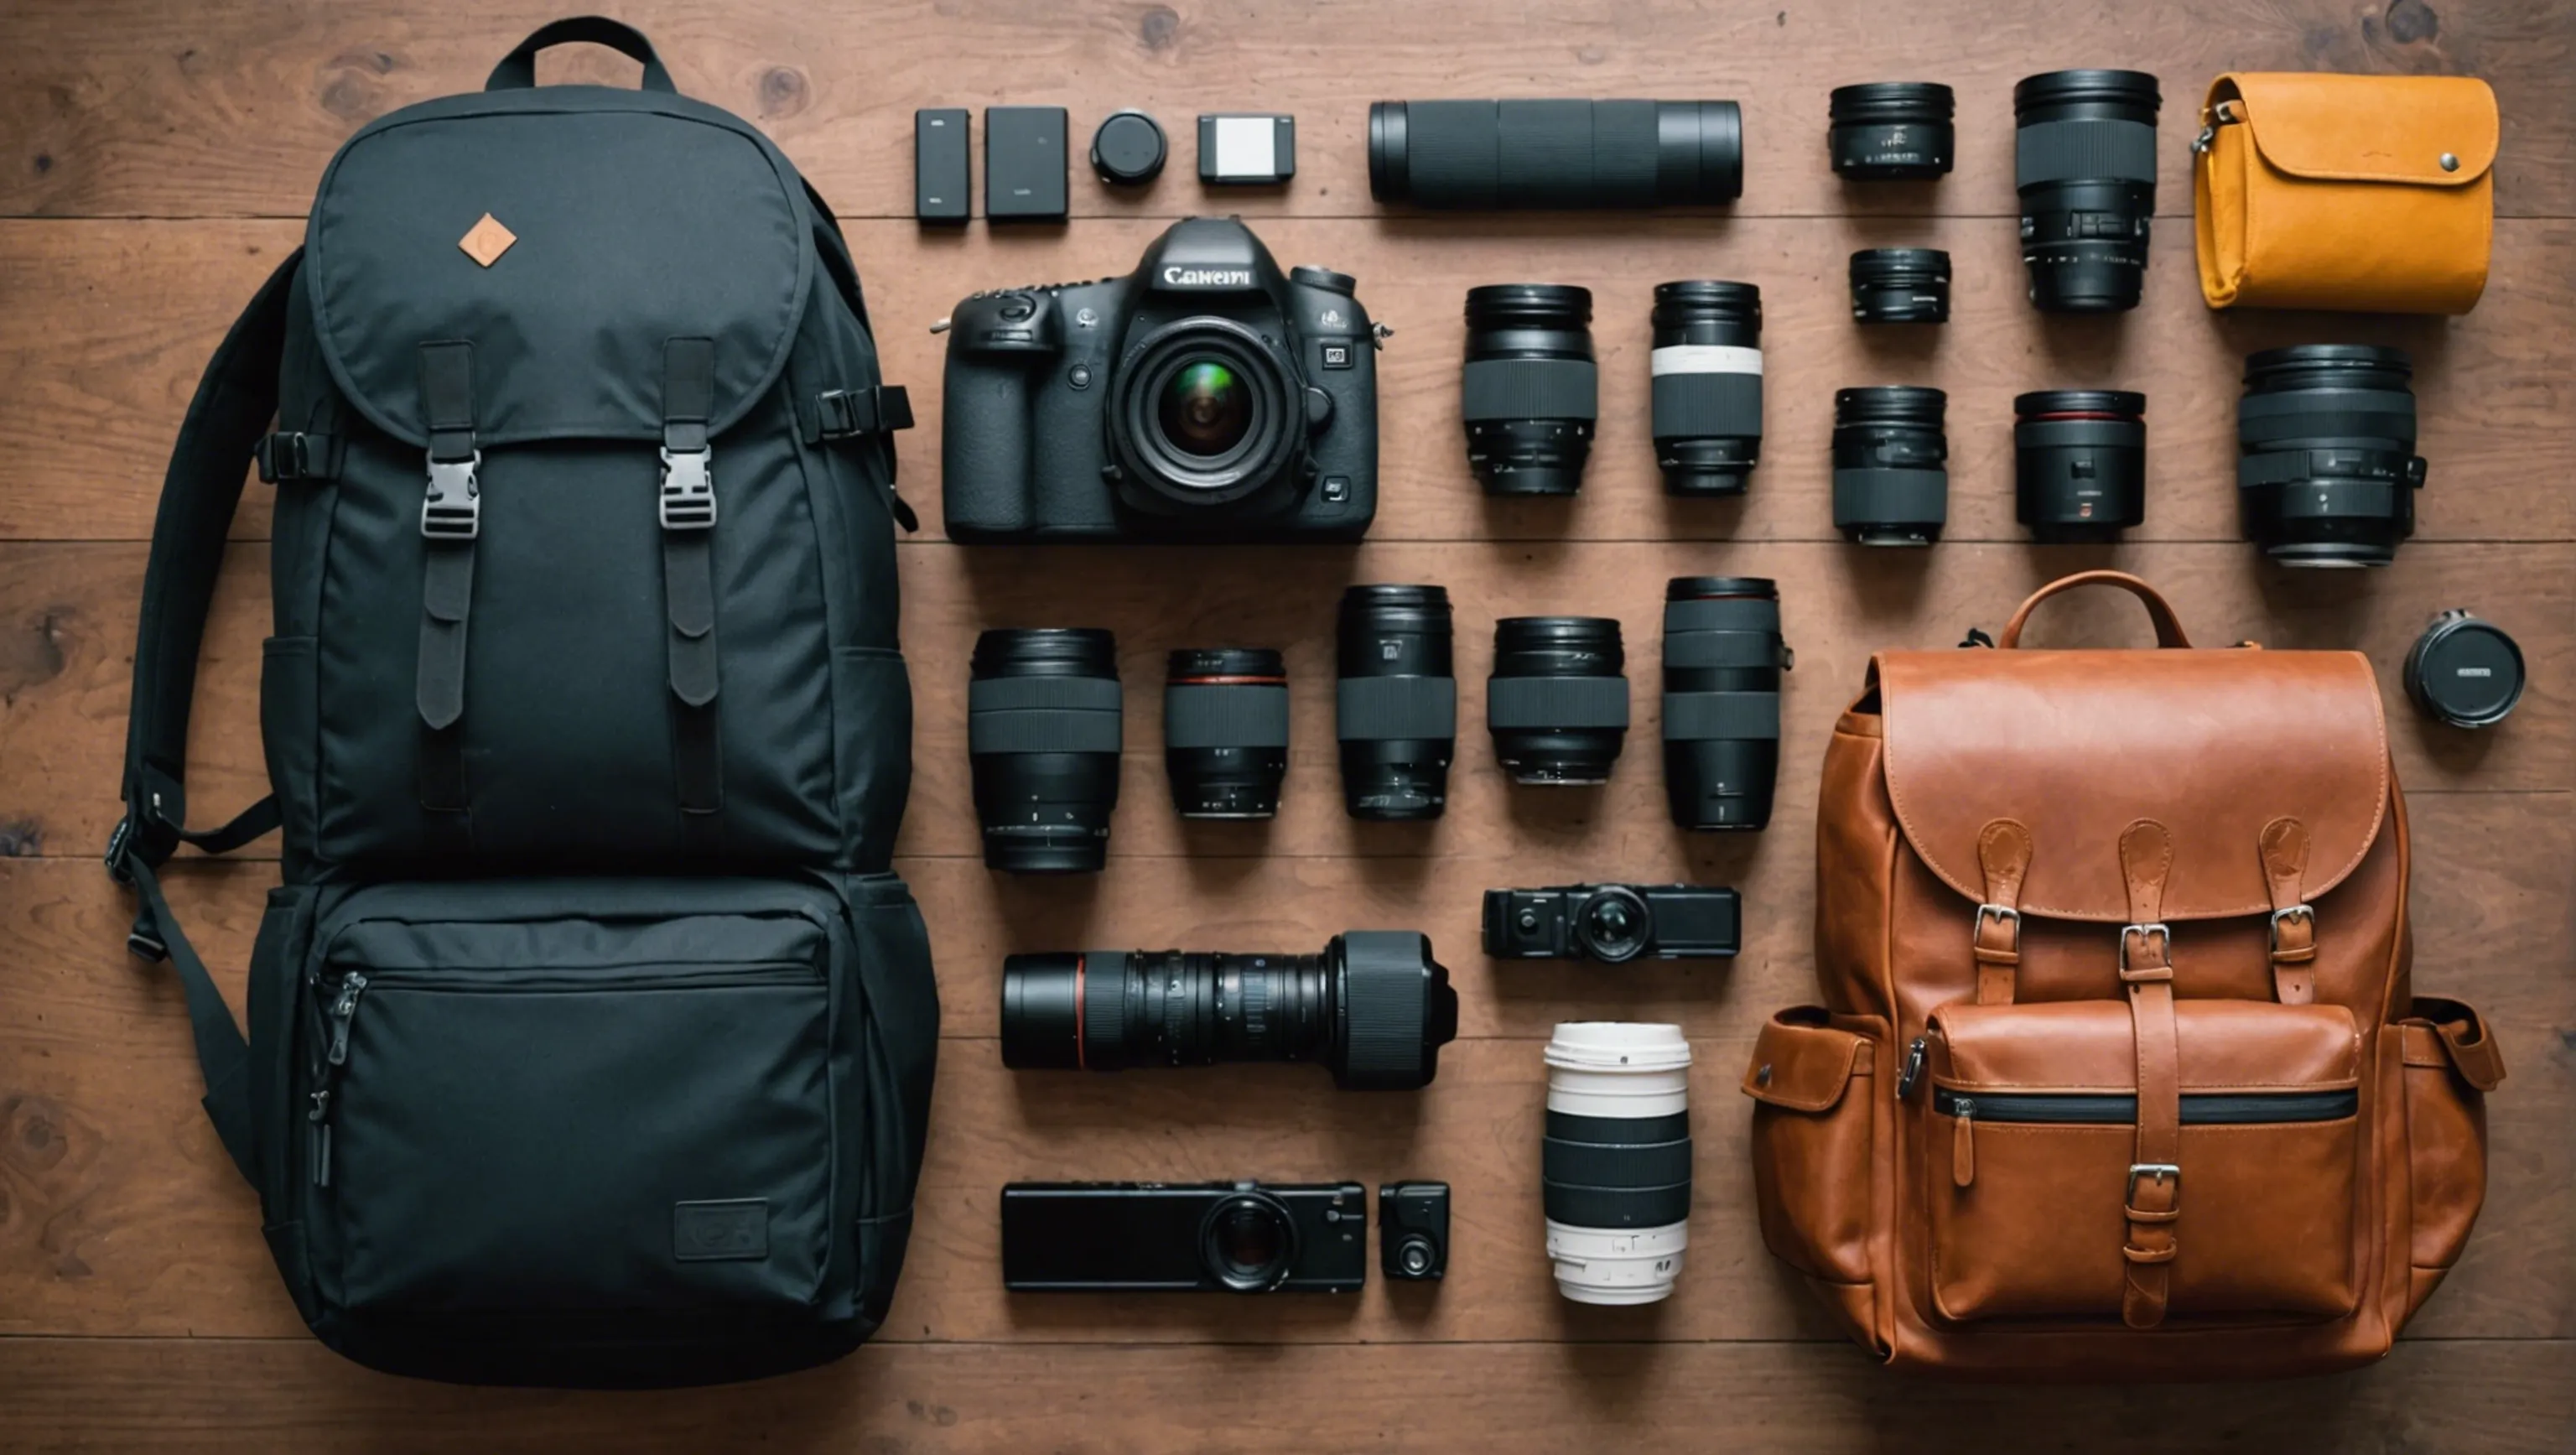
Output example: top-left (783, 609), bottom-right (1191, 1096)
top-left (2194, 72), bottom-right (2496, 314)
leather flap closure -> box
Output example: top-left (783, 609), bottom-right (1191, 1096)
top-left (1875, 648), bottom-right (2390, 922)
top-left (1931, 1000), bottom-right (2361, 1094)
top-left (2215, 72), bottom-right (2498, 188)
top-left (308, 88), bottom-right (813, 448)
top-left (2402, 996), bottom-right (2506, 1091)
top-left (1742, 1008), bottom-right (1872, 1111)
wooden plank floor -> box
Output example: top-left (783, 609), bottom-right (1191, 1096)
top-left (3, 0), bottom-right (2571, 1447)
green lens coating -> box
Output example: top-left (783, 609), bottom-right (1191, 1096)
top-left (1158, 360), bottom-right (1254, 457)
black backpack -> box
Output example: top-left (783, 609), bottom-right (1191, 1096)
top-left (102, 18), bottom-right (937, 1387)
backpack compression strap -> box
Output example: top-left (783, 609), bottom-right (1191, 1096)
top-left (104, 247), bottom-right (304, 1185)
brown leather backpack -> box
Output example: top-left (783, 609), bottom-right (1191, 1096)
top-left (1743, 571), bottom-right (2504, 1379)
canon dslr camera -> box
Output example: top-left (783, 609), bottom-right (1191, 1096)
top-left (942, 217), bottom-right (1379, 542)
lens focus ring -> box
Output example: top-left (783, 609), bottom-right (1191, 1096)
top-left (968, 675), bottom-right (1124, 753)
top-left (2014, 118), bottom-right (2157, 187)
top-left (1461, 357), bottom-right (1599, 423)
top-left (1337, 675), bottom-right (1458, 741)
top-left (1487, 675), bottom-right (1632, 730)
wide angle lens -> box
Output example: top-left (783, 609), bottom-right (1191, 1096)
top-left (2014, 69), bottom-right (2160, 313)
top-left (2237, 344), bottom-right (2424, 568)
top-left (1462, 283), bottom-right (1598, 496)
top-left (969, 627), bottom-right (1123, 874)
top-left (1336, 585), bottom-right (1457, 821)
top-left (999, 930), bottom-right (1460, 1090)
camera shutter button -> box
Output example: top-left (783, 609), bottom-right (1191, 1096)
top-left (998, 294), bottom-right (1036, 321)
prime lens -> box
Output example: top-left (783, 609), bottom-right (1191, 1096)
top-left (2237, 345), bottom-right (2424, 568)
top-left (1829, 82), bottom-right (1955, 180)
top-left (1000, 930), bottom-right (1461, 1090)
top-left (1662, 577), bottom-right (1789, 832)
top-left (2015, 389), bottom-right (2146, 543)
top-left (2015, 69), bottom-right (2161, 313)
top-left (1543, 1021), bottom-right (1693, 1305)
top-left (1488, 616), bottom-right (1629, 786)
top-left (1832, 386), bottom-right (1948, 547)
top-left (1337, 585), bottom-right (1457, 821)
top-left (2405, 610), bottom-right (2525, 729)
top-left (1650, 281), bottom-right (1763, 496)
top-left (1113, 320), bottom-right (1299, 509)
top-left (1849, 247), bottom-right (1950, 325)
top-left (969, 628), bottom-right (1123, 873)
top-left (1463, 284), bottom-right (1597, 496)
top-left (1368, 99), bottom-right (1743, 209)
top-left (1164, 647), bottom-right (1289, 820)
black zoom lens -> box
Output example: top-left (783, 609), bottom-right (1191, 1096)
top-left (2015, 70), bottom-right (2160, 314)
top-left (1833, 387), bottom-right (1948, 547)
top-left (2016, 390), bottom-right (2146, 543)
top-left (970, 628), bottom-right (1123, 873)
top-left (1464, 284), bottom-right (1597, 496)
top-left (1337, 585), bottom-right (1457, 821)
top-left (1000, 930), bottom-right (1461, 1090)
top-left (1368, 99), bottom-right (1742, 209)
top-left (1164, 648), bottom-right (1288, 820)
top-left (1850, 248), bottom-right (1950, 325)
top-left (1650, 281), bottom-right (1763, 496)
top-left (2238, 345), bottom-right (2424, 568)
top-left (1662, 577), bottom-right (1788, 832)
top-left (1829, 82), bottom-right (1955, 180)
top-left (1489, 616), bottom-right (1629, 786)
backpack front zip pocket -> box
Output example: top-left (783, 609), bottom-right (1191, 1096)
top-left (1933, 1086), bottom-right (2360, 1188)
top-left (297, 883), bottom-right (860, 1328)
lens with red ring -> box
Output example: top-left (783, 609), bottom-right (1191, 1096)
top-left (2014, 389), bottom-right (2146, 543)
top-left (1164, 647), bottom-right (1290, 819)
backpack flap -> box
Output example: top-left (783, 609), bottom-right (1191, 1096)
top-left (1871, 646), bottom-right (2390, 925)
top-left (306, 87), bottom-right (812, 449)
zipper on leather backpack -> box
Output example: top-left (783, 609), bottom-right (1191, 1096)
top-left (1931, 1085), bottom-right (2357, 1188)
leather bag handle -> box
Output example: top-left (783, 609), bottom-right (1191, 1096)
top-left (486, 16), bottom-right (678, 93)
top-left (1997, 571), bottom-right (2194, 650)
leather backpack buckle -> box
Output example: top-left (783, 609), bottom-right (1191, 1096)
top-left (2117, 922), bottom-right (2172, 980)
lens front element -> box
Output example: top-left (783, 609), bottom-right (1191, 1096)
top-left (1158, 360), bottom-right (1254, 458)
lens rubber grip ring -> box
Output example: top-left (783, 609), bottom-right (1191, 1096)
top-left (1337, 675), bottom-right (1458, 742)
top-left (1487, 675), bottom-right (1631, 730)
top-left (1649, 372), bottom-right (1763, 439)
top-left (969, 707), bottom-right (1124, 756)
top-left (1546, 1109), bottom-right (1691, 1144)
top-left (1543, 1135), bottom-right (1696, 1188)
top-left (1662, 689), bottom-right (1780, 742)
top-left (1833, 467), bottom-right (1949, 527)
top-left (1462, 357), bottom-right (1600, 424)
top-left (2013, 117), bottom-right (2157, 188)
top-left (1659, 625), bottom-right (1782, 666)
top-left (1164, 683), bottom-right (1290, 749)
top-left (1541, 1178), bottom-right (1694, 1229)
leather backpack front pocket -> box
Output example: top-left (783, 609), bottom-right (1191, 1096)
top-left (1917, 999), bottom-right (2365, 1326)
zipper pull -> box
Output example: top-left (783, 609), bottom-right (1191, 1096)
top-left (1896, 1036), bottom-right (1928, 1100)
top-left (308, 1089), bottom-right (333, 1187)
top-left (325, 971), bottom-right (369, 1068)
top-left (1951, 1096), bottom-right (1977, 1187)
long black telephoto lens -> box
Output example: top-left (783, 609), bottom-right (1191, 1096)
top-left (1829, 82), bottom-right (1955, 179)
top-left (2238, 345), bottom-right (2424, 568)
top-left (1464, 284), bottom-right (1597, 496)
top-left (2015, 69), bottom-right (2160, 314)
top-left (1000, 930), bottom-right (1460, 1090)
top-left (2016, 389), bottom-right (2146, 543)
top-left (1662, 577), bottom-right (1789, 831)
top-left (1368, 99), bottom-right (1743, 209)
top-left (1337, 585), bottom-right (1457, 821)
top-left (1833, 386), bottom-right (1948, 547)
top-left (1164, 648), bottom-right (1288, 820)
top-left (1650, 281), bottom-right (1763, 496)
top-left (1850, 248), bottom-right (1950, 325)
top-left (970, 628), bottom-right (1122, 873)
top-left (1489, 616), bottom-right (1629, 786)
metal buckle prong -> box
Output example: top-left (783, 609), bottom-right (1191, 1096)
top-left (421, 450), bottom-right (482, 540)
top-left (2118, 922), bottom-right (2172, 974)
top-left (2127, 1162), bottom-right (2182, 1204)
top-left (2269, 903), bottom-right (2315, 953)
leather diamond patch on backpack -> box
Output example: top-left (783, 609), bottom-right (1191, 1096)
top-left (457, 212), bottom-right (517, 268)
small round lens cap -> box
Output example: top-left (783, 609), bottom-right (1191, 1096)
top-left (1091, 110), bottom-right (1167, 185)
top-left (2406, 611), bottom-right (2526, 729)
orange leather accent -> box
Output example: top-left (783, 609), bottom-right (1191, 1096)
top-left (2260, 816), bottom-right (2318, 1004)
top-left (1971, 819), bottom-right (2031, 1005)
top-left (2194, 72), bottom-right (2496, 314)
top-left (1767, 569), bottom-right (2496, 1378)
top-left (1996, 570), bottom-right (2190, 650)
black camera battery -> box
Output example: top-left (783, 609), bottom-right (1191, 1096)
top-left (914, 108), bottom-right (970, 223)
top-left (986, 106), bottom-right (1069, 221)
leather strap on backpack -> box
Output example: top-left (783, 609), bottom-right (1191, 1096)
top-left (2260, 816), bottom-right (2318, 1004)
top-left (1972, 819), bottom-right (2032, 1004)
top-left (2117, 819), bottom-right (2183, 1329)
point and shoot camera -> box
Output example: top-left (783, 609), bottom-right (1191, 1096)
top-left (1483, 884), bottom-right (1742, 964)
top-left (943, 217), bottom-right (1379, 542)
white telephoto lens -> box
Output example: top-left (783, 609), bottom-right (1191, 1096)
top-left (1542, 1021), bottom-right (1693, 1305)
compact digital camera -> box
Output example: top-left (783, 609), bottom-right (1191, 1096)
top-left (1000, 1181), bottom-right (1370, 1293)
top-left (1483, 884), bottom-right (1742, 964)
top-left (941, 217), bottom-right (1379, 542)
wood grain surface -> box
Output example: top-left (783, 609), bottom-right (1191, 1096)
top-left (0, 0), bottom-right (2569, 1447)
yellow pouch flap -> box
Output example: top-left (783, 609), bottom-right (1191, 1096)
top-left (2212, 73), bottom-right (2497, 187)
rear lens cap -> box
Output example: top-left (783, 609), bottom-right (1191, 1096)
top-left (1091, 110), bottom-right (1168, 185)
top-left (2404, 610), bottom-right (2525, 728)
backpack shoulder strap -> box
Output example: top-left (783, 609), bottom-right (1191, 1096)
top-left (105, 247), bottom-right (304, 1184)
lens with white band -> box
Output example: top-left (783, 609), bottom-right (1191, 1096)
top-left (1543, 1021), bottom-right (1693, 1304)
top-left (1649, 282), bottom-right (1763, 497)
